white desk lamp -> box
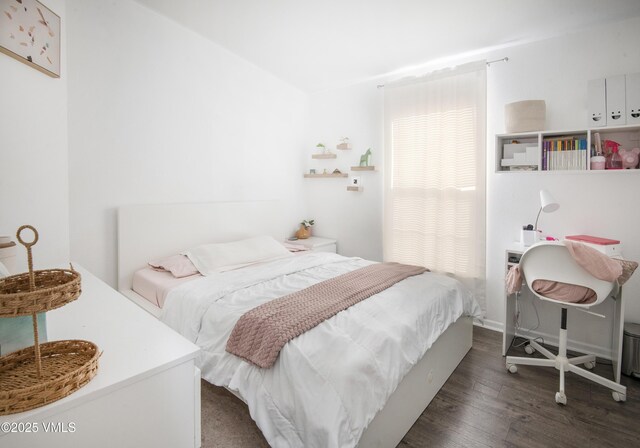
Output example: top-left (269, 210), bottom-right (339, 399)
top-left (534, 189), bottom-right (560, 231)
top-left (522, 189), bottom-right (559, 246)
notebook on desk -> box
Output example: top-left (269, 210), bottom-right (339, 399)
top-left (565, 235), bottom-right (622, 257)
top-left (566, 235), bottom-right (620, 245)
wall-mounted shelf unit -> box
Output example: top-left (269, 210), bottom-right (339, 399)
top-left (496, 124), bottom-right (640, 173)
top-left (312, 153), bottom-right (337, 159)
top-left (351, 166), bottom-right (375, 171)
top-left (304, 173), bottom-right (348, 178)
top-left (347, 186), bottom-right (362, 192)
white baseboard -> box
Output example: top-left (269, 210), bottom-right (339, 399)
top-left (473, 319), bottom-right (612, 360)
top-left (474, 318), bottom-right (503, 333)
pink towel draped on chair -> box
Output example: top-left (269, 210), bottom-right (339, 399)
top-left (563, 240), bottom-right (621, 282)
top-left (505, 241), bottom-right (637, 300)
top-left (506, 265), bottom-right (523, 295)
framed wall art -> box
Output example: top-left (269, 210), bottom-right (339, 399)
top-left (0, 0), bottom-right (60, 77)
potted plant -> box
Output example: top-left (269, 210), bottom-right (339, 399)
top-left (315, 143), bottom-right (326, 154)
top-left (296, 219), bottom-right (315, 239)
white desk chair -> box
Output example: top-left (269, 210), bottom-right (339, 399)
top-left (505, 241), bottom-right (626, 405)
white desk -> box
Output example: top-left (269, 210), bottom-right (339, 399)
top-left (502, 244), bottom-right (524, 357)
top-left (0, 266), bottom-right (201, 448)
top-left (502, 244), bottom-right (625, 384)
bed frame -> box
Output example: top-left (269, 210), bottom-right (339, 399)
top-left (117, 200), bottom-right (473, 447)
top-left (117, 200), bottom-right (287, 317)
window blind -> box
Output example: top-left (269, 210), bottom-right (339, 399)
top-left (383, 62), bottom-right (486, 310)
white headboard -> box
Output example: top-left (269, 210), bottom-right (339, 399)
top-left (117, 200), bottom-right (285, 291)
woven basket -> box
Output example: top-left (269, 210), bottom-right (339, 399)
top-left (0, 340), bottom-right (100, 415)
top-left (0, 225), bottom-right (99, 415)
top-left (0, 268), bottom-right (81, 317)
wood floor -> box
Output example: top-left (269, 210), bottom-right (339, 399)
top-left (201, 326), bottom-right (640, 447)
top-left (399, 326), bottom-right (640, 447)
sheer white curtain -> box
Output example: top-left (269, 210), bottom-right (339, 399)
top-left (383, 61), bottom-right (486, 311)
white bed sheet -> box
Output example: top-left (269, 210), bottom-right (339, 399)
top-left (161, 252), bottom-right (481, 448)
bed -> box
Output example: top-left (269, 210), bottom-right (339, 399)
top-left (117, 200), bottom-right (481, 448)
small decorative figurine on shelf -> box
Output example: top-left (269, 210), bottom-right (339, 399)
top-left (359, 148), bottom-right (372, 167)
top-left (347, 176), bottom-right (362, 192)
top-left (296, 219), bottom-right (315, 239)
top-left (332, 168), bottom-right (342, 174)
top-left (620, 148), bottom-right (640, 169)
top-left (309, 169), bottom-right (316, 174)
top-left (337, 137), bottom-right (351, 150)
top-left (315, 143), bottom-right (327, 154)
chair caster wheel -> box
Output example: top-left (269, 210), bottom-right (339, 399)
top-left (555, 392), bottom-right (567, 405)
top-left (507, 363), bottom-right (517, 374)
top-left (612, 391), bottom-right (626, 402)
top-left (524, 344), bottom-right (535, 355)
top-left (584, 361), bottom-right (595, 370)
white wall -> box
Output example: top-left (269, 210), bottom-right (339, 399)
top-left (4, 0), bottom-right (636, 357)
top-left (66, 0), bottom-right (309, 286)
top-left (305, 82), bottom-right (384, 261)
top-left (308, 16), bottom-right (640, 357)
top-left (484, 16), bottom-right (640, 352)
top-left (0, 0), bottom-right (69, 271)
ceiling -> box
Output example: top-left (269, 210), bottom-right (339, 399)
top-left (135, 0), bottom-right (640, 93)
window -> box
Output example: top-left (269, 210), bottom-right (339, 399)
top-left (383, 62), bottom-right (486, 309)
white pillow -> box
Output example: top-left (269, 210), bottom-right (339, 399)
top-left (183, 235), bottom-right (292, 275)
top-left (0, 261), bottom-right (9, 278)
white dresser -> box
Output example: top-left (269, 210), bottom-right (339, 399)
top-left (0, 266), bottom-right (201, 448)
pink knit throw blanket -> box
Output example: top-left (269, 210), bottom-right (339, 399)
top-left (226, 262), bottom-right (428, 368)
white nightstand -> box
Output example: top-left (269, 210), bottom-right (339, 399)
top-left (292, 236), bottom-right (337, 253)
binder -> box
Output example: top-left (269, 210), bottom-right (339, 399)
top-left (606, 75), bottom-right (626, 126)
top-left (626, 72), bottom-right (640, 125)
top-left (587, 78), bottom-right (607, 127)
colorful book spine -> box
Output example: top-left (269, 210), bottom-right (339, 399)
top-left (542, 137), bottom-right (588, 171)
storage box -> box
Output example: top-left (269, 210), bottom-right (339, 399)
top-left (505, 100), bottom-right (546, 133)
top-left (503, 143), bottom-right (530, 158)
top-left (501, 143), bottom-right (539, 169)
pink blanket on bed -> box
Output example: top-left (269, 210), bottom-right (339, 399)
top-left (226, 262), bottom-right (428, 368)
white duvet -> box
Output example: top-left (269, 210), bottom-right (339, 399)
top-left (161, 252), bottom-right (481, 448)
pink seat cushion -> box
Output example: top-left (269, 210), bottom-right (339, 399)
top-left (532, 279), bottom-right (596, 305)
